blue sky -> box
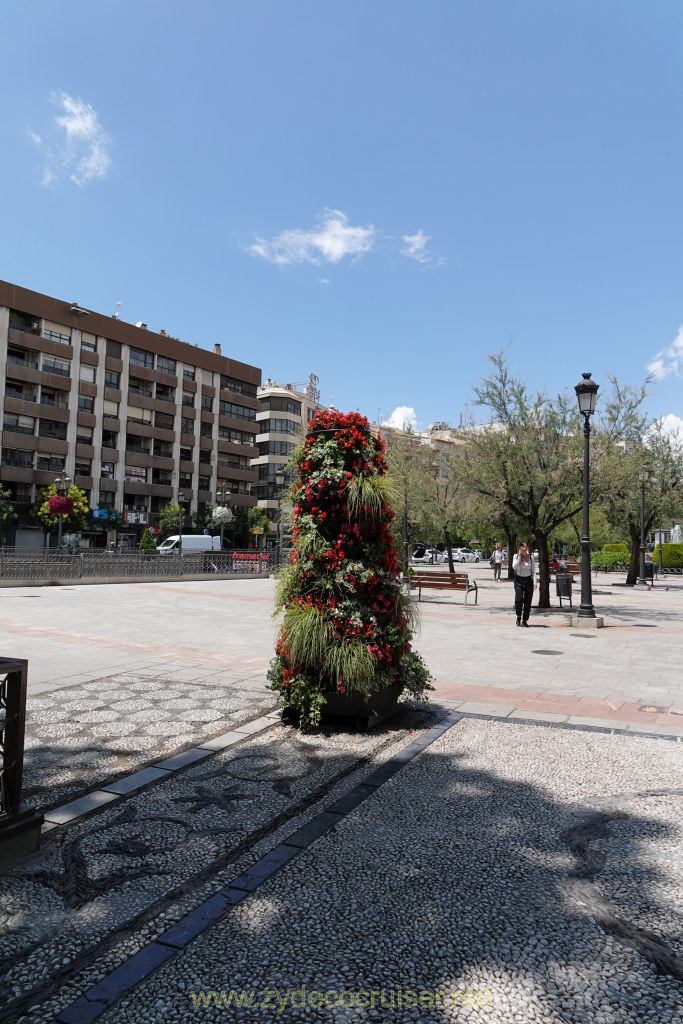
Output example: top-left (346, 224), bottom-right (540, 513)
top-left (1, 0), bottom-right (682, 434)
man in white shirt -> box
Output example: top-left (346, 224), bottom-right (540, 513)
top-left (512, 541), bottom-right (536, 626)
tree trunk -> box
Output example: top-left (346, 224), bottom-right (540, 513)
top-left (444, 528), bottom-right (455, 572)
top-left (535, 531), bottom-right (550, 608)
top-left (625, 523), bottom-right (640, 586)
top-left (505, 527), bottom-right (517, 580)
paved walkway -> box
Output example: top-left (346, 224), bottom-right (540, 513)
top-left (1, 568), bottom-right (682, 1022)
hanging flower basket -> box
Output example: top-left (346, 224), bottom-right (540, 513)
top-left (49, 495), bottom-right (74, 516)
top-left (268, 409), bottom-right (433, 729)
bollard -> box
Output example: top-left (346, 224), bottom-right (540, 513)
top-left (0, 659), bottom-right (43, 866)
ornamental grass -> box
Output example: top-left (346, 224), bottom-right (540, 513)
top-left (268, 409), bottom-right (432, 728)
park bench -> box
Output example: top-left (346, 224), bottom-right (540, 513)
top-left (409, 570), bottom-right (478, 605)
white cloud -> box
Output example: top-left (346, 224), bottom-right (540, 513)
top-left (401, 229), bottom-right (445, 268)
top-left (29, 92), bottom-right (112, 188)
top-left (249, 209), bottom-right (374, 266)
top-left (658, 413), bottom-right (683, 440)
top-left (647, 325), bottom-right (683, 379)
top-left (382, 406), bottom-right (418, 431)
top-left (318, 277), bottom-right (331, 285)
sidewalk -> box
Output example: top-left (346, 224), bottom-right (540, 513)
top-left (0, 570), bottom-right (682, 1022)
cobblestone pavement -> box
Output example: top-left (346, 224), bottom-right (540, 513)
top-left (9, 715), bottom-right (677, 1024)
top-left (23, 673), bottom-right (272, 810)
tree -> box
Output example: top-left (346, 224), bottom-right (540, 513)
top-left (0, 487), bottom-right (16, 525)
top-left (33, 485), bottom-right (90, 536)
top-left (158, 502), bottom-right (184, 537)
top-left (462, 354), bottom-right (650, 607)
top-left (139, 528), bottom-right (157, 550)
top-left (193, 501), bottom-right (214, 531)
top-left (233, 506), bottom-right (271, 548)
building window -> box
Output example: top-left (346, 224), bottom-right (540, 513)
top-left (220, 375), bottom-right (258, 398)
top-left (124, 466), bottom-right (147, 482)
top-left (155, 384), bottom-right (175, 403)
top-left (181, 417), bottom-right (195, 434)
top-left (38, 419), bottom-right (68, 441)
top-left (179, 447), bottom-right (193, 462)
top-left (200, 422), bottom-right (213, 438)
top-left (1, 447), bottom-right (33, 468)
top-left (36, 454), bottom-right (65, 472)
top-left (201, 396), bottom-right (213, 412)
top-left (219, 400), bottom-right (256, 422)
top-left (179, 472), bottom-right (192, 488)
top-left (198, 476), bottom-right (210, 490)
top-left (43, 328), bottom-right (71, 345)
top-left (75, 460), bottom-right (92, 476)
top-left (183, 367), bottom-right (195, 381)
top-left (100, 461), bottom-right (115, 479)
top-left (79, 365), bottom-right (96, 383)
top-left (101, 429), bottom-right (117, 448)
top-left (152, 469), bottom-right (173, 485)
top-left (257, 440), bottom-right (295, 456)
top-left (126, 434), bottom-right (150, 454)
top-left (199, 450), bottom-right (211, 465)
top-left (157, 355), bottom-right (176, 374)
top-left (153, 441), bottom-right (173, 457)
top-left (182, 392), bottom-right (194, 407)
top-left (218, 427), bottom-right (256, 446)
top-left (201, 370), bottom-right (214, 386)
top-left (81, 333), bottom-right (97, 352)
top-left (259, 418), bottom-right (300, 436)
top-left (3, 413), bottom-right (35, 435)
top-left (130, 348), bottom-right (154, 369)
top-left (127, 405), bottom-right (152, 424)
top-left (78, 397), bottom-right (94, 414)
top-left (155, 411), bottom-right (174, 430)
top-left (128, 377), bottom-right (153, 398)
top-left (260, 396), bottom-right (302, 415)
top-left (42, 355), bottom-right (71, 377)
top-left (106, 338), bottom-right (122, 358)
top-left (105, 370), bottom-right (120, 388)
top-left (7, 346), bottom-right (38, 369)
top-left (40, 387), bottom-right (69, 409)
top-left (103, 400), bottom-right (119, 418)
top-left (78, 425), bottom-right (95, 445)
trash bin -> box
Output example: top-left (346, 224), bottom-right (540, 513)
top-left (556, 573), bottom-right (573, 608)
top-left (643, 562), bottom-right (655, 583)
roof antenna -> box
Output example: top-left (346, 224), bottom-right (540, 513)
top-left (112, 300), bottom-right (123, 320)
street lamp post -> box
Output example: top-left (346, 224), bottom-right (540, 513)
top-left (275, 469), bottom-right (286, 566)
top-left (574, 373), bottom-right (599, 618)
top-left (54, 472), bottom-right (72, 549)
top-left (659, 517), bottom-right (664, 574)
top-left (216, 485), bottom-right (232, 550)
top-left (178, 491), bottom-right (184, 555)
top-left (637, 468), bottom-right (649, 585)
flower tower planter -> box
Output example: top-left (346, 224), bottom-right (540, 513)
top-left (268, 410), bottom-right (432, 728)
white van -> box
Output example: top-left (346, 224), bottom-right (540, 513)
top-left (157, 534), bottom-right (222, 555)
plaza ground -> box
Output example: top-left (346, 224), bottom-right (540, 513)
top-left (0, 566), bottom-right (681, 1023)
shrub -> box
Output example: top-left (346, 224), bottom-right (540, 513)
top-left (139, 528), bottom-right (157, 550)
top-left (589, 551), bottom-right (629, 571)
top-left (602, 543), bottom-right (628, 553)
top-left (652, 543), bottom-right (683, 569)
top-left (268, 409), bottom-right (433, 728)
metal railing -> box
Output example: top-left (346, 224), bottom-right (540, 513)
top-left (0, 548), bottom-right (274, 580)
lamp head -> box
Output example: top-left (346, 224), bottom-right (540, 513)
top-left (574, 372), bottom-right (599, 416)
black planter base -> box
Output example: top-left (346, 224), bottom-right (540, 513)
top-left (282, 684), bottom-right (403, 731)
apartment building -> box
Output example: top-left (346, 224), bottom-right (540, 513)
top-left (0, 280), bottom-right (259, 546)
top-left (252, 374), bottom-right (326, 519)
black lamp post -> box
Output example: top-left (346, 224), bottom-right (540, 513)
top-left (574, 373), bottom-right (599, 618)
top-left (275, 468), bottom-right (286, 564)
top-left (637, 468), bottom-right (649, 585)
top-left (54, 472), bottom-right (72, 549)
top-left (178, 490), bottom-right (184, 555)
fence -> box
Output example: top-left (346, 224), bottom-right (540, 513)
top-left (0, 548), bottom-right (275, 581)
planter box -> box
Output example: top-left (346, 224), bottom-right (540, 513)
top-left (321, 683), bottom-right (403, 729)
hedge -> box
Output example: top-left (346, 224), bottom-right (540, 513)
top-left (652, 543), bottom-right (683, 569)
top-left (602, 543), bottom-right (628, 554)
top-left (589, 551), bottom-right (630, 571)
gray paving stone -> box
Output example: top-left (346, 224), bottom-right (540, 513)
top-left (101, 766), bottom-right (170, 794)
top-left (43, 790), bottom-right (120, 824)
top-left (506, 709), bottom-right (570, 723)
top-left (233, 716), bottom-right (274, 735)
top-left (152, 748), bottom-right (214, 770)
top-left (197, 730), bottom-right (245, 750)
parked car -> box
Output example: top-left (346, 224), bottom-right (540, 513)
top-left (411, 546), bottom-right (447, 564)
top-left (453, 547), bottom-right (480, 563)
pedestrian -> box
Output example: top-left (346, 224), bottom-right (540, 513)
top-left (491, 543), bottom-right (504, 581)
top-left (512, 541), bottom-right (536, 627)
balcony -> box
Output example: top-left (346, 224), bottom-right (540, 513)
top-left (7, 353), bottom-right (39, 370)
top-left (40, 395), bottom-right (69, 410)
top-left (5, 388), bottom-right (37, 403)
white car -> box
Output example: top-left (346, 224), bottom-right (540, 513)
top-left (452, 547), bottom-right (480, 563)
top-left (411, 547), bottom-right (447, 564)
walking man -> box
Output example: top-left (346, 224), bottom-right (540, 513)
top-left (512, 541), bottom-right (536, 626)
